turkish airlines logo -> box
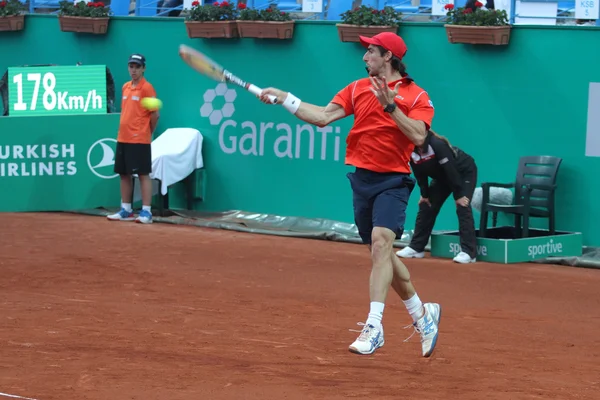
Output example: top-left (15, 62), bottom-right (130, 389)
top-left (87, 138), bottom-right (118, 179)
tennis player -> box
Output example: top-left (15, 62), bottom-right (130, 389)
top-left (397, 130), bottom-right (478, 263)
top-left (259, 32), bottom-right (441, 357)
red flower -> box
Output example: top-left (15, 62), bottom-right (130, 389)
top-left (220, 1), bottom-right (229, 6)
top-left (0, 1), bottom-right (6, 7)
top-left (462, 7), bottom-right (472, 13)
top-left (237, 2), bottom-right (246, 9)
top-left (280, 11), bottom-right (285, 14)
top-left (444, 3), bottom-right (454, 9)
top-left (213, 1), bottom-right (219, 6)
top-left (96, 2), bottom-right (105, 7)
top-left (87, 2), bottom-right (95, 7)
top-left (266, 7), bottom-right (271, 11)
top-left (191, 0), bottom-right (199, 5)
top-left (371, 9), bottom-right (377, 13)
top-left (474, 1), bottom-right (483, 7)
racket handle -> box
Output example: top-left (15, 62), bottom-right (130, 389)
top-left (247, 84), bottom-right (278, 104)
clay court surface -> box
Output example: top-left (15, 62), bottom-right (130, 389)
top-left (1, 213), bottom-right (600, 400)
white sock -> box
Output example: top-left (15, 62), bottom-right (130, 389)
top-left (403, 293), bottom-right (425, 323)
top-left (122, 202), bottom-right (132, 212)
top-left (366, 301), bottom-right (385, 327)
top-left (142, 205), bottom-right (151, 213)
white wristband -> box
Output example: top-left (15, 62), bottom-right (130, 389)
top-left (282, 92), bottom-right (301, 115)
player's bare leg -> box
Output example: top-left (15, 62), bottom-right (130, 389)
top-left (349, 226), bottom-right (442, 357)
top-left (390, 253), bottom-right (417, 301)
top-left (369, 227), bottom-right (397, 303)
top-left (391, 253), bottom-right (442, 357)
top-left (349, 227), bottom-right (395, 355)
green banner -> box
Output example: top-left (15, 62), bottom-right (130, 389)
top-left (431, 232), bottom-right (508, 264)
top-left (506, 232), bottom-right (583, 263)
top-left (7, 65), bottom-right (107, 116)
top-left (0, 114), bottom-right (121, 212)
top-left (430, 229), bottom-right (583, 264)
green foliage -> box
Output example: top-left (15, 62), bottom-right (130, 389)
top-left (185, 0), bottom-right (238, 22)
top-left (339, 5), bottom-right (403, 27)
top-left (0, 0), bottom-right (27, 17)
top-left (445, 3), bottom-right (509, 26)
top-left (238, 4), bottom-right (293, 21)
top-left (58, 0), bottom-right (112, 17)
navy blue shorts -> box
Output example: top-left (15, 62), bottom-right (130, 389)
top-left (347, 168), bottom-right (415, 245)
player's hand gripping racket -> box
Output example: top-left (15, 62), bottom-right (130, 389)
top-left (178, 44), bottom-right (278, 104)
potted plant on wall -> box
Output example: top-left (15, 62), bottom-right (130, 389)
top-left (237, 4), bottom-right (295, 40)
top-left (58, 0), bottom-right (111, 35)
top-left (337, 5), bottom-right (402, 43)
top-left (0, 0), bottom-right (27, 32)
top-left (444, 2), bottom-right (511, 45)
top-left (184, 0), bottom-right (239, 39)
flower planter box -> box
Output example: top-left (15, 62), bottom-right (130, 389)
top-left (185, 20), bottom-right (239, 39)
top-left (336, 24), bottom-right (397, 43)
top-left (0, 15), bottom-right (24, 32)
top-left (444, 24), bottom-right (511, 45)
top-left (236, 21), bottom-right (294, 39)
top-left (58, 15), bottom-right (109, 35)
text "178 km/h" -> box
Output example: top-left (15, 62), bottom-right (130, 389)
top-left (12, 72), bottom-right (103, 112)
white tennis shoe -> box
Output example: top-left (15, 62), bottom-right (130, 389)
top-left (396, 246), bottom-right (425, 258)
top-left (348, 323), bottom-right (384, 355)
top-left (405, 302), bottom-right (441, 357)
top-left (453, 251), bottom-right (476, 264)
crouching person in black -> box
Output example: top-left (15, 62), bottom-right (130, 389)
top-left (397, 130), bottom-right (478, 264)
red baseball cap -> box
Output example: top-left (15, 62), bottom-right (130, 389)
top-left (359, 32), bottom-right (408, 60)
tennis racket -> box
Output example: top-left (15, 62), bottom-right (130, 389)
top-left (178, 44), bottom-right (278, 104)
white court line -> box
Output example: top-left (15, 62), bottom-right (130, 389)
top-left (0, 392), bottom-right (39, 400)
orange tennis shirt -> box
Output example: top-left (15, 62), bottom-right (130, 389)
top-left (117, 78), bottom-right (157, 144)
top-left (332, 77), bottom-right (434, 174)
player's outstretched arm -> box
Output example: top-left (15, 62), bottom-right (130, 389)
top-left (259, 88), bottom-right (347, 128)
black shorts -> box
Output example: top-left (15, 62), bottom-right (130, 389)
top-left (347, 168), bottom-right (416, 245)
top-left (114, 142), bottom-right (152, 175)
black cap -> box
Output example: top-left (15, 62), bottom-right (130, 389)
top-left (128, 54), bottom-right (146, 66)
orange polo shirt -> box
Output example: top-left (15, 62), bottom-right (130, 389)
top-left (332, 77), bottom-right (434, 174)
top-left (117, 78), bottom-right (157, 144)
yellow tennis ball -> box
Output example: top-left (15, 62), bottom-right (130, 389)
top-left (141, 97), bottom-right (162, 111)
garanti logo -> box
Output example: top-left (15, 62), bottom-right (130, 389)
top-left (198, 83), bottom-right (343, 161)
top-left (200, 83), bottom-right (237, 125)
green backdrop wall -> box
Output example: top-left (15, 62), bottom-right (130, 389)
top-left (0, 115), bottom-right (122, 212)
top-left (1, 15), bottom-right (599, 246)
